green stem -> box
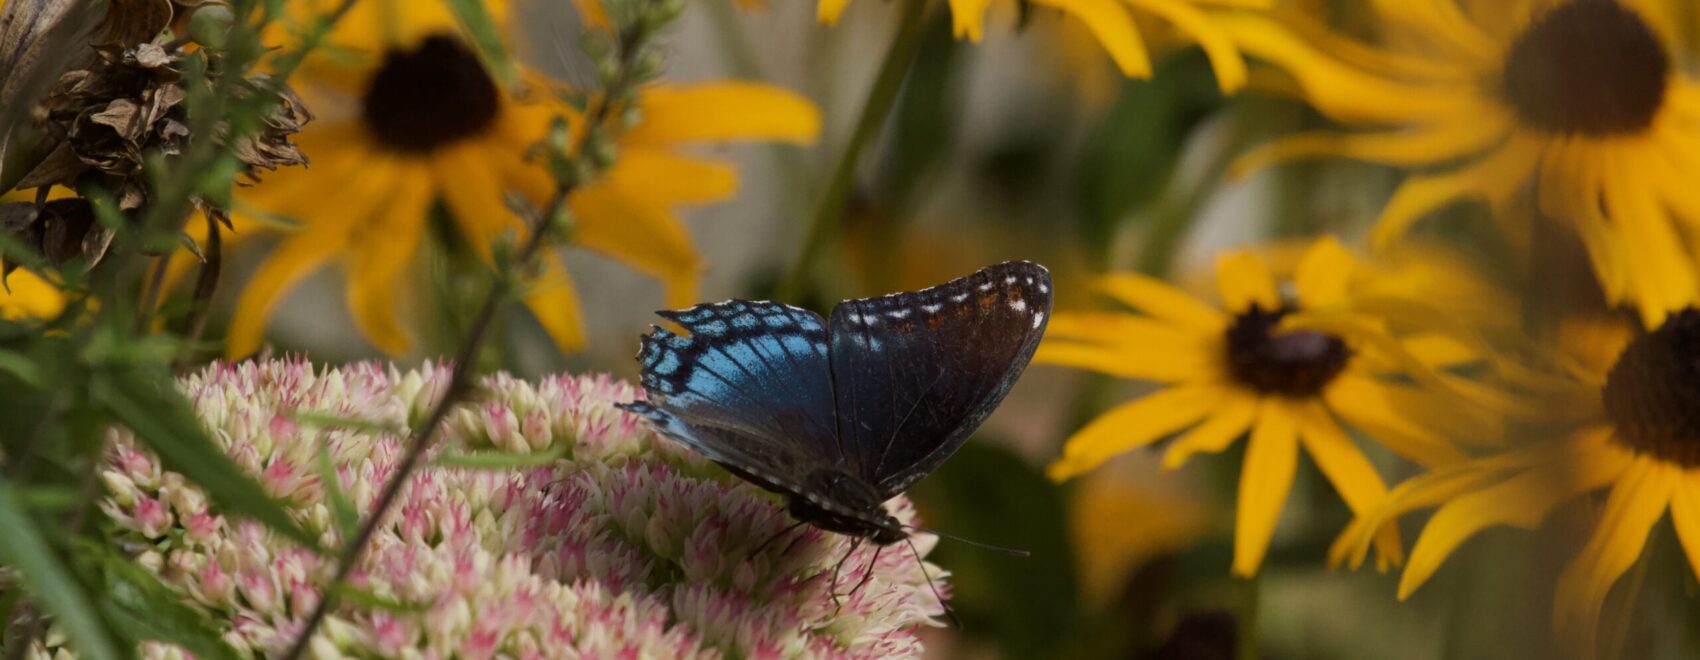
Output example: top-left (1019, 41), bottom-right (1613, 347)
top-left (1237, 575), bottom-right (1260, 660)
top-left (776, 0), bottom-right (929, 302)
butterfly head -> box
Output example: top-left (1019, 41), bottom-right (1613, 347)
top-left (789, 469), bottom-right (909, 546)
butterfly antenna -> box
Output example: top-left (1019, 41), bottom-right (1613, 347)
top-left (905, 525), bottom-right (1031, 557)
top-left (904, 536), bottom-right (961, 627)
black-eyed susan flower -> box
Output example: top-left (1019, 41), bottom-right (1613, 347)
top-left (205, 1), bottom-right (819, 357)
top-left (816, 0), bottom-right (1264, 92)
top-left (1042, 237), bottom-right (1493, 576)
top-left (1224, 0), bottom-right (1700, 326)
top-left (1332, 310), bottom-right (1700, 657)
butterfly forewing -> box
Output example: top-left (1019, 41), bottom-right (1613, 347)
top-left (623, 300), bottom-right (845, 493)
top-left (828, 261), bottom-right (1052, 498)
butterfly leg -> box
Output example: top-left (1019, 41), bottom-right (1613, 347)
top-left (846, 543), bottom-right (884, 604)
top-left (828, 537), bottom-right (862, 610)
top-left (746, 519), bottom-right (807, 563)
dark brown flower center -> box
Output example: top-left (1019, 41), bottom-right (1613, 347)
top-left (1500, 0), bottom-right (1669, 136)
top-left (1602, 308), bottom-right (1700, 466)
top-left (1225, 305), bottom-right (1351, 397)
top-left (361, 35), bottom-right (500, 154)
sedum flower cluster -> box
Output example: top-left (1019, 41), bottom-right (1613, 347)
top-left (52, 359), bottom-right (944, 657)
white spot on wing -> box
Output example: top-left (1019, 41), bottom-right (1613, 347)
top-left (1032, 311), bottom-right (1046, 329)
top-left (978, 282), bottom-right (994, 291)
top-left (922, 303), bottom-right (942, 314)
top-left (889, 309), bottom-right (911, 319)
top-left (1011, 299), bottom-right (1027, 312)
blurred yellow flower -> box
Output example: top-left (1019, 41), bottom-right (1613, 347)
top-left (1226, 0), bottom-right (1700, 326)
top-left (0, 271), bottom-right (65, 320)
top-left (1041, 237), bottom-right (1488, 576)
top-left (815, 0), bottom-right (1267, 93)
top-left (1332, 310), bottom-right (1700, 658)
top-left (1070, 469), bottom-right (1209, 604)
top-left (212, 0), bottom-right (820, 357)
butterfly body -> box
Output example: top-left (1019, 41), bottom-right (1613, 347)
top-left (619, 261), bottom-right (1052, 545)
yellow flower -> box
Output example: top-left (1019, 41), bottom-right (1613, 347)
top-left (815, 0), bottom-right (1266, 92)
top-left (0, 271), bottom-right (65, 320)
top-left (1070, 468), bottom-right (1209, 604)
top-left (1225, 0), bottom-right (1700, 326)
top-left (1332, 310), bottom-right (1700, 658)
top-left (1042, 237), bottom-right (1489, 576)
top-left (210, 1), bottom-right (820, 357)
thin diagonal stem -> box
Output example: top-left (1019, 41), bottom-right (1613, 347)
top-left (277, 35), bottom-right (642, 660)
top-left (775, 0), bottom-right (929, 302)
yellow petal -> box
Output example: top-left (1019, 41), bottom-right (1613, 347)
top-left (0, 270), bottom-right (65, 320)
top-left (521, 251), bottom-right (588, 351)
top-left (1601, 158), bottom-right (1698, 327)
top-left (1035, 341), bottom-right (1214, 383)
top-left (343, 175), bottom-right (431, 355)
top-left (1324, 375), bottom-right (1470, 467)
top-left (1096, 273), bottom-right (1227, 332)
top-left (569, 182), bottom-right (701, 310)
top-left (227, 161), bottom-right (401, 358)
top-left (1029, 0), bottom-right (1151, 78)
top-left (1124, 0), bottom-right (1247, 92)
top-left (817, 0), bottom-right (852, 24)
top-left (1292, 236), bottom-right (1355, 310)
top-left (434, 143), bottom-right (528, 263)
top-left (1230, 114), bottom-right (1510, 179)
top-left (1669, 473), bottom-right (1700, 583)
top-left (1401, 442), bottom-right (1634, 599)
top-left (1369, 135), bottom-right (1543, 252)
top-left (623, 82), bottom-right (822, 147)
top-left (1161, 390), bottom-right (1257, 469)
top-left (948, 0), bottom-right (993, 40)
top-left (1553, 458), bottom-right (1674, 656)
top-left (1294, 401), bottom-right (1402, 568)
top-left (604, 150), bottom-right (741, 205)
top-left (1048, 384), bottom-right (1223, 481)
top-left (1214, 250), bottom-right (1279, 312)
top-left (1233, 398), bottom-right (1299, 576)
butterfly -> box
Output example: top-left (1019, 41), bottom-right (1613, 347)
top-left (617, 261), bottom-right (1051, 548)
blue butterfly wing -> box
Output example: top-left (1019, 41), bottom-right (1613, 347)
top-left (621, 300), bottom-right (844, 495)
top-left (828, 261), bottom-right (1052, 498)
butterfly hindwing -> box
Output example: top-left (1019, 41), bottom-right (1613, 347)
top-left (828, 261), bottom-right (1052, 498)
top-left (625, 300), bottom-right (845, 492)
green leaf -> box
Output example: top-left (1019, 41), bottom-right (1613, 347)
top-left (329, 582), bottom-right (432, 614)
top-left (315, 434), bottom-right (359, 538)
top-left (77, 542), bottom-right (242, 660)
top-left (290, 409), bottom-right (403, 436)
top-left (875, 12), bottom-right (963, 215)
top-left (91, 367), bottom-right (321, 550)
top-left (908, 441), bottom-right (1080, 659)
top-left (444, 0), bottom-right (516, 88)
top-left (433, 443), bottom-right (568, 469)
top-left (0, 484), bottom-right (121, 660)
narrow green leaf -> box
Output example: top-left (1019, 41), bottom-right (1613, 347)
top-left (433, 443), bottom-right (568, 470)
top-left (444, 0), bottom-right (515, 88)
top-left (315, 435), bottom-right (359, 537)
top-left (0, 348), bottom-right (43, 387)
top-left (91, 368), bottom-right (321, 550)
top-left (290, 409), bottom-right (403, 436)
top-left (78, 542), bottom-right (242, 660)
top-left (0, 484), bottom-right (122, 660)
top-left (330, 582), bottom-right (432, 614)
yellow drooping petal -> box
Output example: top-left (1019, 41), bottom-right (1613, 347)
top-left (570, 182), bottom-right (701, 311)
top-left (948, 0), bottom-right (994, 40)
top-left (1124, 0), bottom-right (1248, 92)
top-left (1048, 384), bottom-right (1224, 481)
top-left (227, 162), bottom-right (401, 358)
top-left (521, 251), bottom-right (588, 351)
top-left (1214, 250), bottom-right (1279, 312)
top-left (1294, 402), bottom-right (1402, 569)
top-left (1368, 134), bottom-right (1543, 252)
top-left (603, 151), bottom-right (740, 205)
top-left (343, 174), bottom-right (432, 355)
top-left (1667, 474), bottom-right (1700, 584)
top-left (1398, 440), bottom-right (1633, 599)
top-left (1096, 273), bottom-right (1227, 332)
top-left (1161, 390), bottom-right (1258, 469)
top-left (1035, 340), bottom-right (1214, 384)
top-left (817, 0), bottom-right (852, 24)
top-left (1553, 458), bottom-right (1675, 657)
top-left (1324, 375), bottom-right (1472, 465)
top-left (1029, 0), bottom-right (1152, 78)
top-left (622, 82), bottom-right (822, 147)
top-left (1601, 157), bottom-right (1699, 326)
top-left (434, 143), bottom-right (529, 263)
top-left (0, 270), bottom-right (65, 320)
top-left (1233, 397), bottom-right (1299, 576)
top-left (1230, 114), bottom-right (1510, 179)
